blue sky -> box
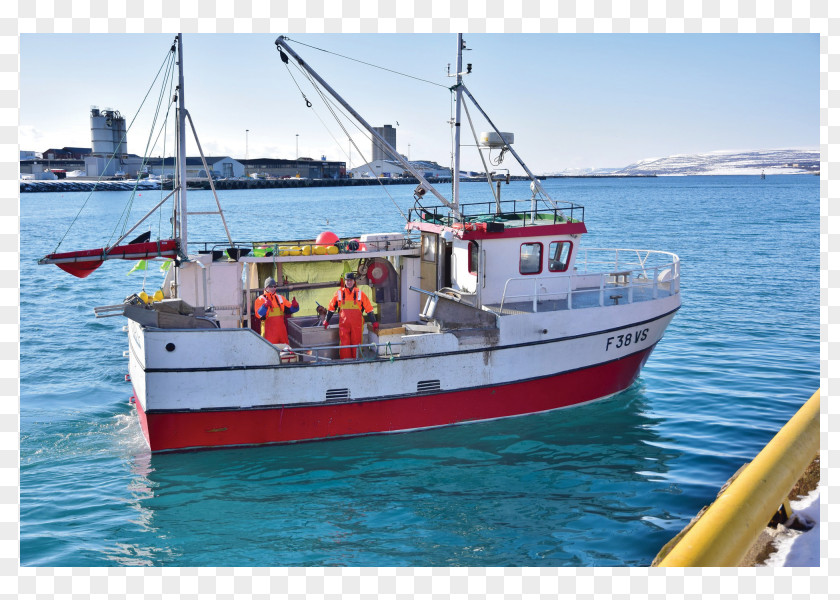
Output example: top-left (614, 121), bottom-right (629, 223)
top-left (20, 34), bottom-right (818, 173)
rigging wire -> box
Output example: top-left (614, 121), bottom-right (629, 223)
top-left (132, 74), bottom-right (178, 243)
top-left (158, 57), bottom-right (177, 241)
top-left (52, 44), bottom-right (178, 254)
top-left (461, 100), bottom-right (499, 204)
top-left (278, 47), bottom-right (313, 108)
top-left (303, 70), bottom-right (409, 223)
top-left (280, 48), bottom-right (410, 222)
top-left (279, 55), bottom-right (355, 160)
top-left (117, 56), bottom-right (174, 239)
top-left (109, 48), bottom-right (178, 247)
top-left (283, 37), bottom-right (450, 90)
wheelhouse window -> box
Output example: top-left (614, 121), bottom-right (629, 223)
top-left (548, 241), bottom-right (572, 272)
top-left (421, 233), bottom-right (437, 262)
top-left (519, 242), bottom-right (542, 275)
top-left (468, 241), bottom-right (479, 275)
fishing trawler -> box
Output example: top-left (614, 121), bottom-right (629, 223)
top-left (39, 35), bottom-right (681, 452)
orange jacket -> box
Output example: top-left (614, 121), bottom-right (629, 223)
top-left (255, 291), bottom-right (293, 344)
top-left (327, 286), bottom-right (373, 314)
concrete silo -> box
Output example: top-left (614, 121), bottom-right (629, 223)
top-left (86, 106), bottom-right (129, 177)
top-left (372, 125), bottom-right (397, 162)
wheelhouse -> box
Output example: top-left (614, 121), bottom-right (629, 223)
top-left (406, 197), bottom-right (587, 309)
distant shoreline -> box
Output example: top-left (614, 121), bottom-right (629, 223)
top-left (543, 174), bottom-right (657, 179)
top-left (20, 175), bottom-right (536, 193)
top-left (20, 171), bottom-right (817, 193)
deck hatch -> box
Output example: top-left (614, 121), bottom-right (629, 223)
top-left (326, 388), bottom-right (350, 401)
top-left (417, 380), bottom-right (441, 393)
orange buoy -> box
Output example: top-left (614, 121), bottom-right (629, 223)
top-left (315, 231), bottom-right (339, 247)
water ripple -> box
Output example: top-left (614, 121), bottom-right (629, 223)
top-left (20, 175), bottom-right (819, 566)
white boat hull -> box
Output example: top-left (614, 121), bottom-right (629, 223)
top-left (128, 294), bottom-right (679, 451)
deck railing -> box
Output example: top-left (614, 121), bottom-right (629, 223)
top-left (286, 341), bottom-right (405, 363)
top-left (411, 198), bottom-right (585, 226)
top-left (496, 248), bottom-right (680, 314)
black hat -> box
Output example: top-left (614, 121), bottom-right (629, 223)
top-left (344, 272), bottom-right (356, 280)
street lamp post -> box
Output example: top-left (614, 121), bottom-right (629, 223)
top-left (245, 129), bottom-right (249, 177)
top-left (296, 134), bottom-right (299, 159)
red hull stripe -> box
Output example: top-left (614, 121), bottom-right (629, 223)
top-left (140, 346), bottom-right (655, 452)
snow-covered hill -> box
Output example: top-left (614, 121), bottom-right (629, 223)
top-left (547, 148), bottom-right (819, 176)
top-left (544, 166), bottom-right (623, 177)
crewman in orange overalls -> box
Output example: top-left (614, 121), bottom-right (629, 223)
top-left (255, 277), bottom-right (298, 344)
top-left (324, 272), bottom-right (378, 359)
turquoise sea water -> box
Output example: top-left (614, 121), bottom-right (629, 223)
top-left (20, 175), bottom-right (819, 566)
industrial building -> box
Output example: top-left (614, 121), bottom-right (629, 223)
top-left (372, 125), bottom-right (397, 162)
top-left (145, 156), bottom-right (245, 179)
top-left (239, 158), bottom-right (346, 179)
top-left (349, 159), bottom-right (450, 179)
top-left (83, 106), bottom-right (146, 177)
top-left (348, 123), bottom-right (450, 178)
top-left (19, 148), bottom-right (88, 177)
top-left (40, 147), bottom-right (91, 160)
top-left (19, 106), bottom-right (355, 181)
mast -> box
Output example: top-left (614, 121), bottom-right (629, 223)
top-left (452, 34), bottom-right (464, 218)
top-left (176, 34), bottom-right (188, 249)
top-left (274, 36), bottom-right (461, 220)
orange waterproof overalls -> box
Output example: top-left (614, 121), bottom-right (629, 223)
top-left (327, 285), bottom-right (373, 359)
top-left (255, 291), bottom-right (293, 344)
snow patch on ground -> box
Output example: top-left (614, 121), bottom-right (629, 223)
top-left (657, 167), bottom-right (811, 176)
top-left (761, 488), bottom-right (820, 567)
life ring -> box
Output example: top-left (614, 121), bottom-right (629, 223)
top-left (366, 258), bottom-right (389, 285)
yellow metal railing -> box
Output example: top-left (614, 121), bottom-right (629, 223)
top-left (655, 388), bottom-right (820, 567)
